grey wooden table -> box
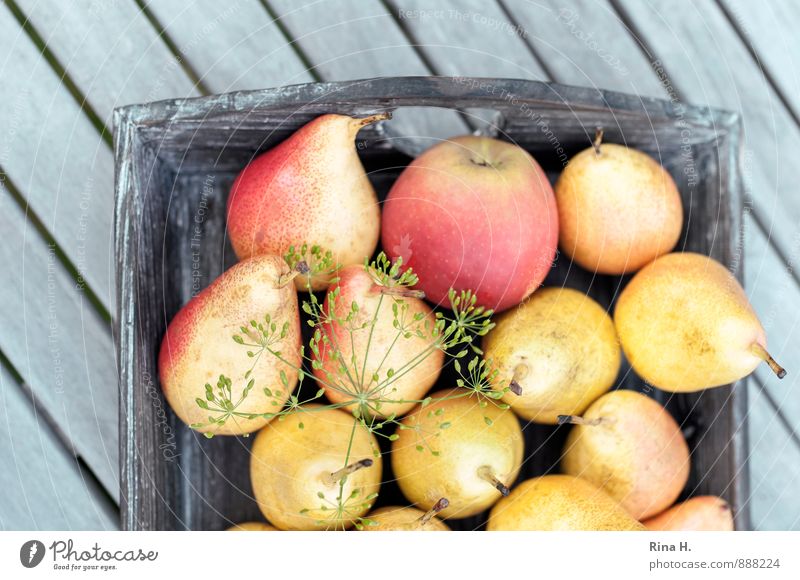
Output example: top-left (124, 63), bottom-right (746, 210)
top-left (1, 0), bottom-right (798, 531)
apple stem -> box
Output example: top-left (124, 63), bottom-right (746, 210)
top-left (593, 127), bottom-right (604, 155)
top-left (379, 286), bottom-right (426, 299)
top-left (324, 458), bottom-right (373, 486)
top-left (557, 414), bottom-right (609, 426)
top-left (477, 466), bottom-right (510, 496)
top-left (419, 497), bottom-right (449, 525)
top-left (354, 111), bottom-right (392, 128)
top-left (509, 363), bottom-right (528, 396)
top-left (278, 260), bottom-right (310, 288)
top-left (750, 343), bottom-right (787, 379)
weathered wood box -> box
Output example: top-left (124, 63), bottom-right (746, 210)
top-left (114, 76), bottom-right (746, 531)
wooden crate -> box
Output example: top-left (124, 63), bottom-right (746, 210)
top-left (114, 76), bottom-right (746, 530)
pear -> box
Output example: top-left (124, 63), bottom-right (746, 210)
top-left (615, 252), bottom-right (786, 391)
top-left (227, 113), bottom-right (389, 290)
top-left (227, 522), bottom-right (277, 531)
top-left (643, 496), bottom-right (734, 531)
top-left (391, 388), bottom-right (524, 519)
top-left (362, 499), bottom-right (450, 531)
top-left (560, 390), bottom-right (690, 520)
top-left (555, 129), bottom-right (683, 274)
top-left (158, 255), bottom-right (301, 435)
top-left (250, 405), bottom-right (381, 530)
top-left (487, 474), bottom-right (645, 530)
top-left (312, 264), bottom-right (444, 418)
top-left (482, 287), bottom-right (620, 423)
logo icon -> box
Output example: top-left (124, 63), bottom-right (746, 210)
top-left (20, 540), bottom-right (45, 568)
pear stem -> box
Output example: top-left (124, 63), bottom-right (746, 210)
top-left (323, 458), bottom-right (373, 486)
top-left (278, 260), bottom-right (310, 288)
top-left (477, 466), bottom-right (510, 496)
top-left (509, 363), bottom-right (528, 396)
top-left (418, 497), bottom-right (449, 525)
top-left (354, 111), bottom-right (392, 128)
top-left (557, 414), bottom-right (610, 426)
top-left (379, 286), bottom-right (426, 299)
top-left (751, 343), bottom-right (787, 379)
top-left (593, 127), bottom-right (604, 155)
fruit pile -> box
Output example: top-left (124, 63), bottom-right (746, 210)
top-left (158, 113), bottom-right (785, 532)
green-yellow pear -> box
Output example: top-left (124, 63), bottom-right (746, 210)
top-left (226, 522), bottom-right (277, 531)
top-left (615, 252), bottom-right (786, 391)
top-left (392, 389), bottom-right (524, 519)
top-left (560, 390), bottom-right (690, 520)
top-left (487, 475), bottom-right (646, 530)
top-left (555, 130), bottom-right (683, 274)
top-left (362, 499), bottom-right (450, 531)
top-left (643, 496), bottom-right (734, 531)
top-left (250, 405), bottom-right (381, 530)
top-left (482, 287), bottom-right (620, 423)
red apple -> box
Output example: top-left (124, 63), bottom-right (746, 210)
top-left (381, 136), bottom-right (558, 312)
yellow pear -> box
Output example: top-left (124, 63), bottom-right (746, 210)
top-left (560, 390), bottom-right (690, 520)
top-left (615, 252), bottom-right (786, 391)
top-left (226, 522), bottom-right (277, 531)
top-left (250, 405), bottom-right (381, 530)
top-left (555, 130), bottom-right (683, 274)
top-left (482, 287), bottom-right (620, 423)
top-left (392, 389), bottom-right (524, 519)
top-left (362, 499), bottom-right (450, 531)
top-left (487, 475), bottom-right (645, 530)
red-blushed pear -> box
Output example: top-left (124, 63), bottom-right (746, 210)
top-left (311, 264), bottom-right (444, 418)
top-left (361, 499), bottom-right (451, 531)
top-left (555, 129), bottom-right (683, 274)
top-left (250, 405), bottom-right (381, 530)
top-left (158, 255), bottom-right (301, 436)
top-left (643, 496), bottom-right (734, 531)
top-left (392, 388), bottom-right (524, 519)
top-left (615, 252), bottom-right (786, 391)
top-left (487, 475), bottom-right (646, 531)
top-left (382, 135), bottom-right (558, 313)
top-left (560, 390), bottom-right (690, 520)
top-left (227, 113), bottom-right (389, 291)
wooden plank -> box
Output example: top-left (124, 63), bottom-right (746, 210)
top-left (266, 0), bottom-right (467, 155)
top-left (718, 0), bottom-right (800, 122)
top-left (0, 183), bottom-right (118, 497)
top-left (499, 0), bottom-right (666, 99)
top-left (387, 0), bottom-right (547, 79)
top-left (0, 4), bottom-right (115, 308)
top-left (17, 0), bottom-right (199, 125)
top-left (142, 0), bottom-right (315, 92)
top-left (0, 365), bottom-right (117, 530)
top-left (746, 378), bottom-right (800, 530)
top-left (611, 0), bottom-right (800, 301)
